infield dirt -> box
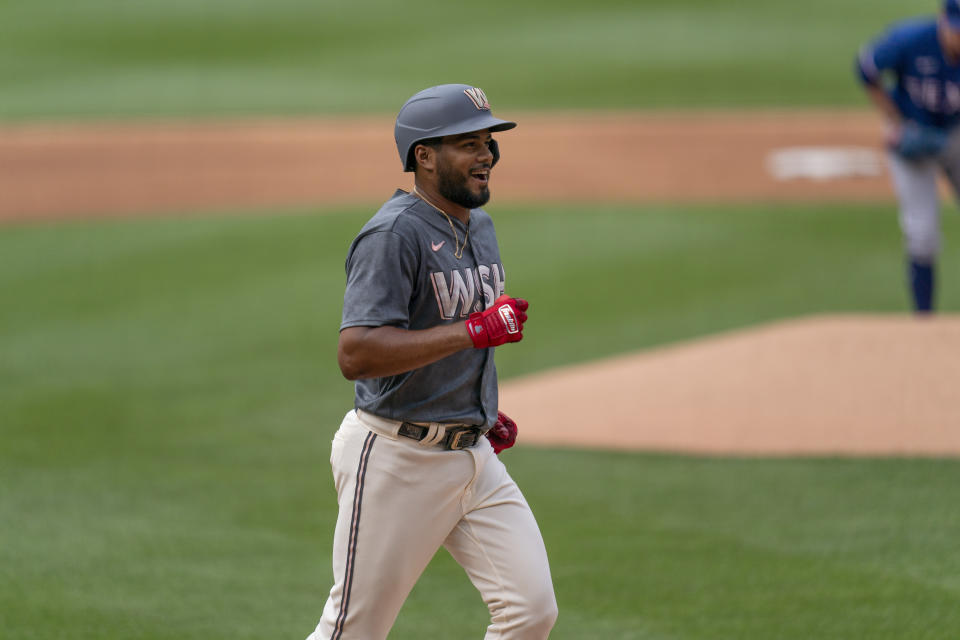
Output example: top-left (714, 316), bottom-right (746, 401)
top-left (3, 110), bottom-right (956, 455)
top-left (1, 109), bottom-right (895, 220)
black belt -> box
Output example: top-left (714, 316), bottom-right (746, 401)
top-left (398, 422), bottom-right (483, 450)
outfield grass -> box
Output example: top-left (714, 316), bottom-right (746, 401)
top-left (0, 0), bottom-right (929, 118)
top-left (2, 203), bottom-right (959, 638)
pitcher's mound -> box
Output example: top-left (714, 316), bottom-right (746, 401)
top-left (500, 314), bottom-right (960, 456)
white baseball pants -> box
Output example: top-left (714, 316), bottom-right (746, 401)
top-left (306, 410), bottom-right (557, 640)
top-left (887, 151), bottom-right (943, 261)
top-left (887, 128), bottom-right (960, 261)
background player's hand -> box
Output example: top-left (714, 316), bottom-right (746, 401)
top-left (883, 121), bottom-right (902, 149)
top-left (486, 411), bottom-right (518, 454)
top-left (465, 295), bottom-right (528, 348)
top-left (891, 122), bottom-right (948, 159)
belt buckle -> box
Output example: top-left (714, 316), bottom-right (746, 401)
top-left (446, 427), bottom-right (478, 450)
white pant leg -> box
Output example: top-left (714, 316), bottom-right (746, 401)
top-left (308, 411), bottom-right (477, 640)
top-left (443, 442), bottom-right (558, 640)
top-left (887, 151), bottom-right (942, 261)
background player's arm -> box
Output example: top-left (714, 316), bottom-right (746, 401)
top-left (337, 324), bottom-right (472, 380)
top-left (855, 39), bottom-right (905, 137)
top-left (863, 83), bottom-right (902, 127)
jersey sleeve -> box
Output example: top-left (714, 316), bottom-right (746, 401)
top-left (341, 230), bottom-right (419, 330)
top-left (856, 28), bottom-right (904, 86)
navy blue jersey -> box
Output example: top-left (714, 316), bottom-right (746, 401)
top-left (857, 18), bottom-right (960, 129)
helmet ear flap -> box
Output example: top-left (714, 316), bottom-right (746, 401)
top-left (405, 146), bottom-right (418, 172)
top-left (488, 138), bottom-right (500, 167)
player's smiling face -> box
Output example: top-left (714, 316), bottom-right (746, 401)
top-left (939, 16), bottom-right (960, 59)
top-left (436, 129), bottom-right (494, 209)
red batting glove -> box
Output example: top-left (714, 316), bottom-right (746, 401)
top-left (465, 295), bottom-right (529, 348)
top-left (486, 411), bottom-right (518, 454)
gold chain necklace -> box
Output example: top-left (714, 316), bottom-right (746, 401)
top-left (412, 186), bottom-right (470, 260)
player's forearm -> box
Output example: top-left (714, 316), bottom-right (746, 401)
top-left (337, 324), bottom-right (473, 380)
top-left (864, 84), bottom-right (902, 125)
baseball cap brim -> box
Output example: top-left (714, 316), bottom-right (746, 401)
top-left (446, 113), bottom-right (516, 136)
top-left (398, 113), bottom-right (516, 138)
top-left (451, 113), bottom-right (516, 135)
top-left (945, 0), bottom-right (960, 29)
top-left (488, 119), bottom-right (517, 133)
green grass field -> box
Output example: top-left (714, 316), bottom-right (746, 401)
top-left (3, 203), bottom-right (960, 638)
top-left (0, 0), bottom-right (933, 118)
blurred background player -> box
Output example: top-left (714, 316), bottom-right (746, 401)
top-left (856, 0), bottom-right (960, 313)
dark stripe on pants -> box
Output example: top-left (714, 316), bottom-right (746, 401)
top-left (332, 430), bottom-right (377, 640)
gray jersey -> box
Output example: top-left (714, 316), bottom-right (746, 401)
top-left (341, 190), bottom-right (507, 428)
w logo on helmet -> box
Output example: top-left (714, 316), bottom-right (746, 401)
top-left (463, 87), bottom-right (491, 110)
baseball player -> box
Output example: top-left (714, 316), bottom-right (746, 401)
top-left (304, 84), bottom-right (558, 640)
top-left (856, 0), bottom-right (960, 313)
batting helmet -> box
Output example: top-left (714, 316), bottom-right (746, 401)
top-left (395, 84), bottom-right (517, 172)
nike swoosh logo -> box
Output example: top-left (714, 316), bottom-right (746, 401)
top-left (431, 240), bottom-right (445, 252)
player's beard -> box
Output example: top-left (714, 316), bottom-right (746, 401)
top-left (437, 162), bottom-right (490, 209)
